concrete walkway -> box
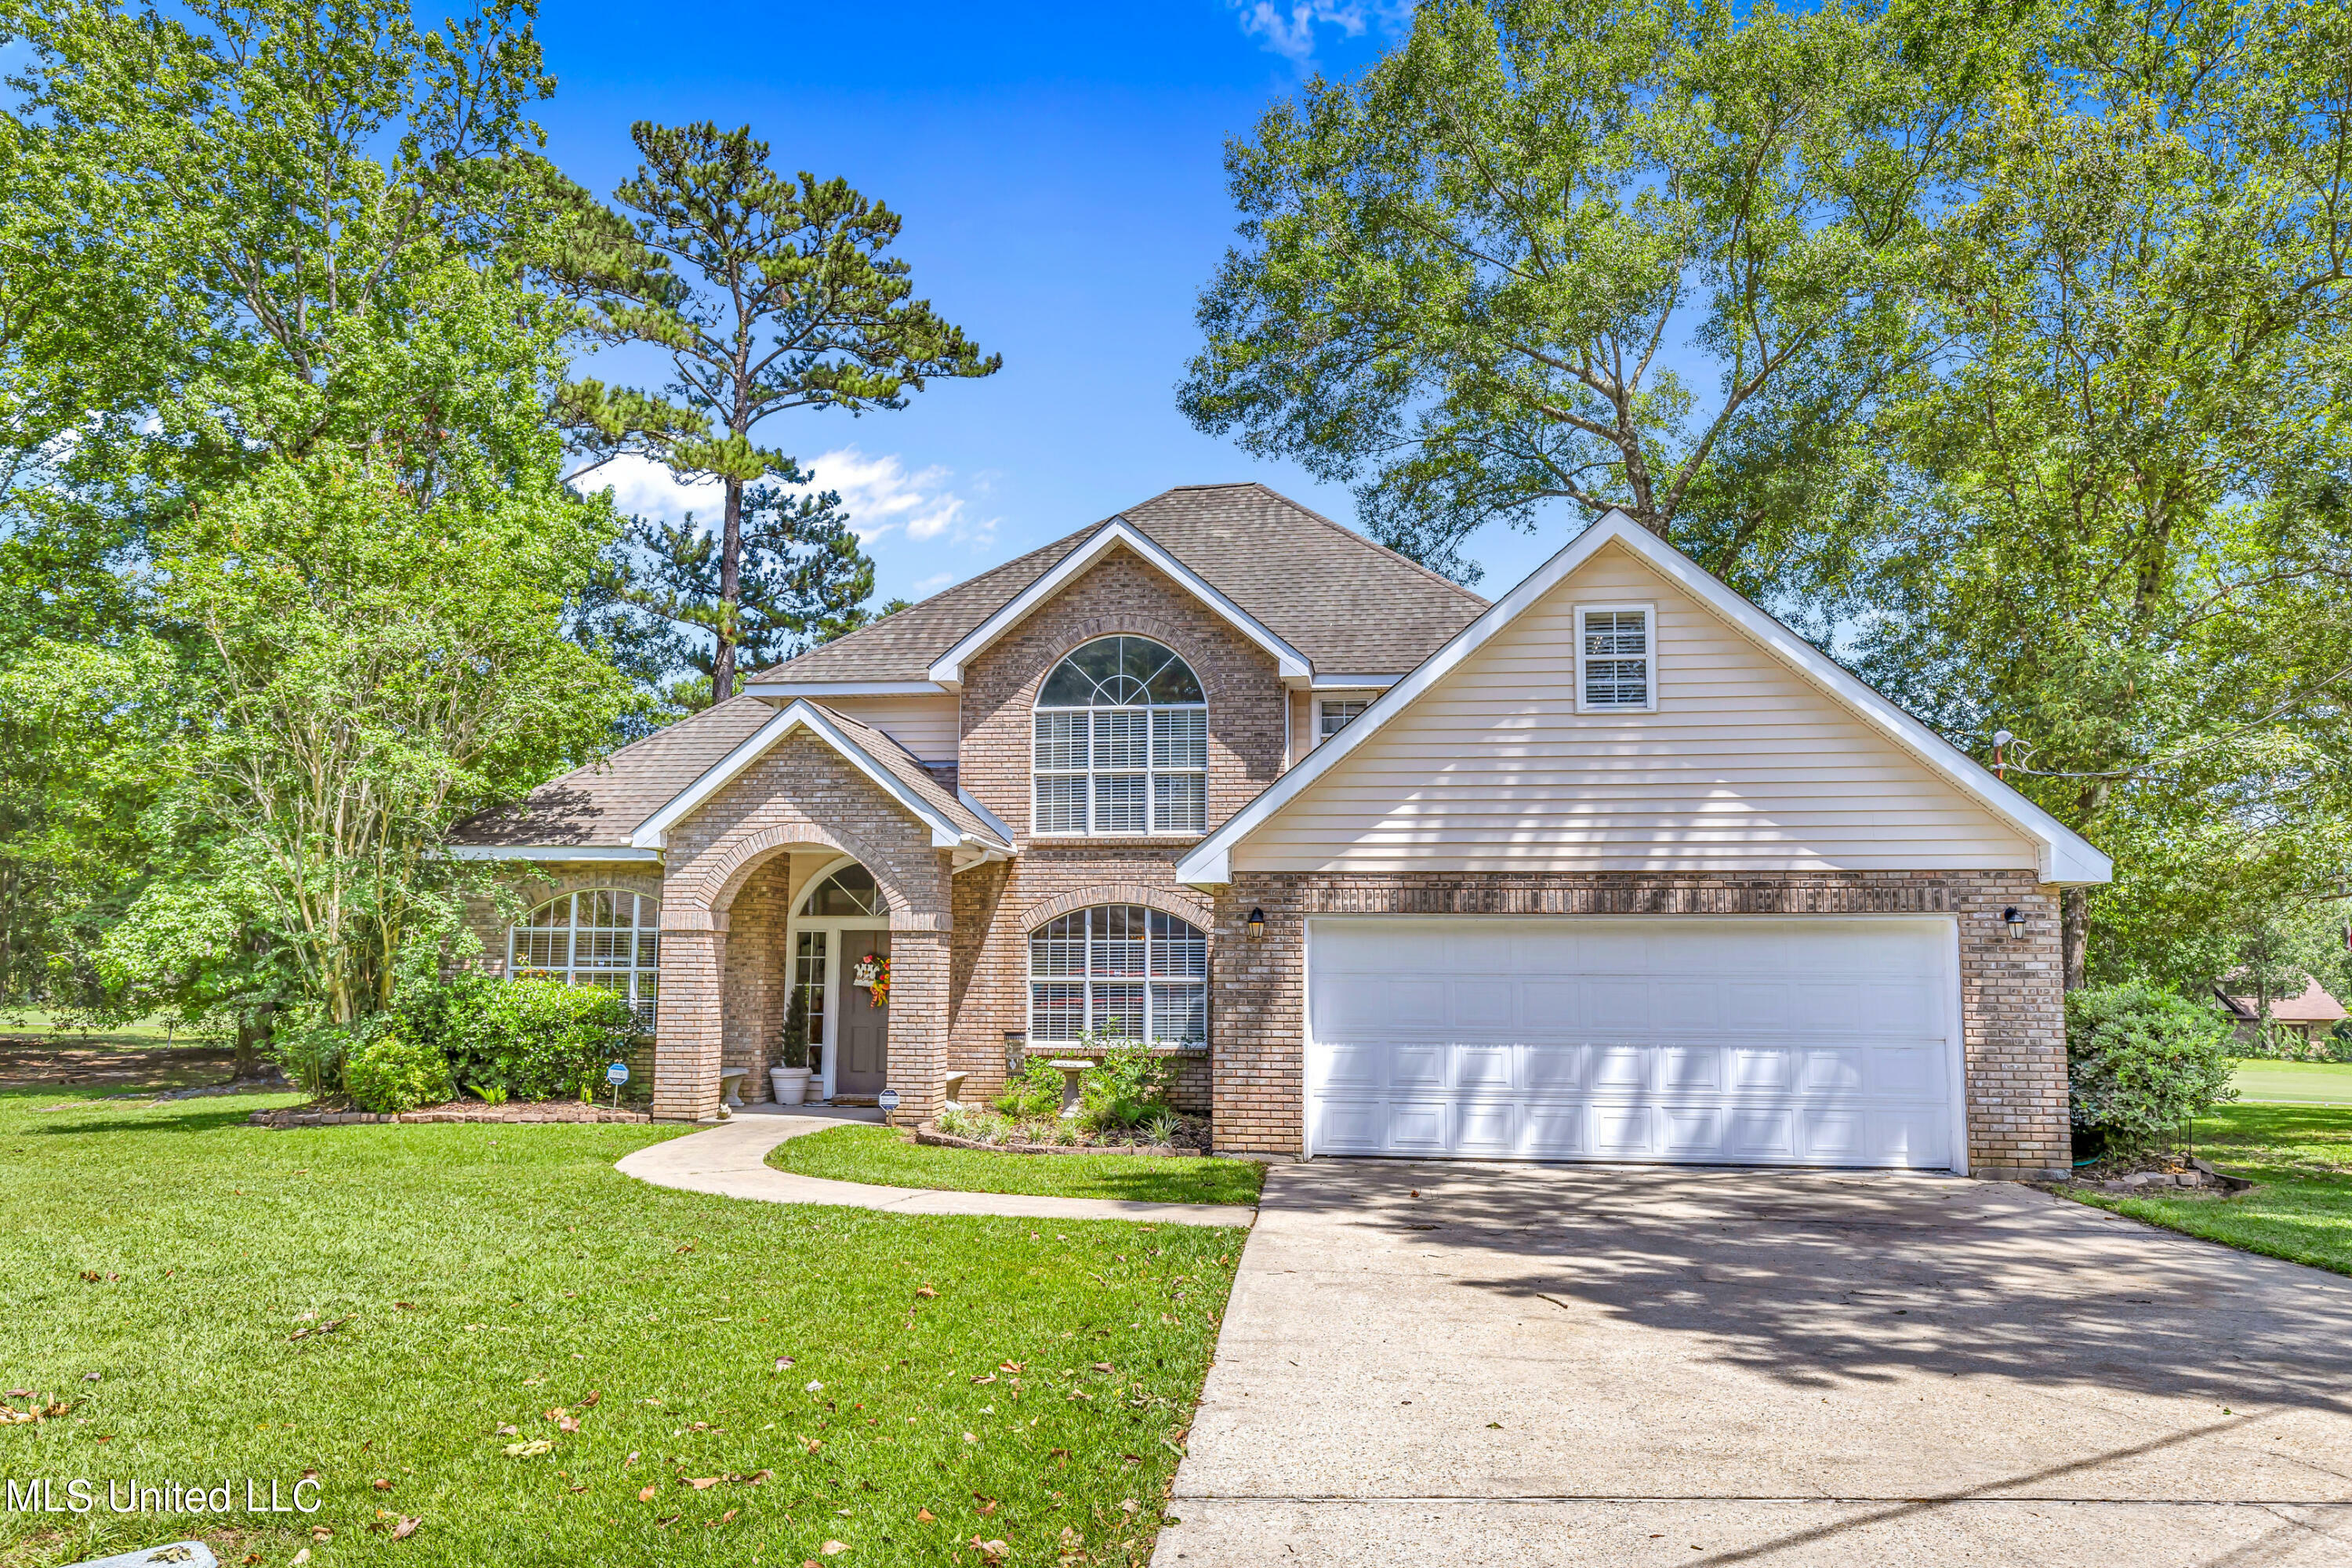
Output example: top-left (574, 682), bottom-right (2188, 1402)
top-left (615, 1105), bottom-right (1258, 1229)
top-left (1153, 1160), bottom-right (2352, 1567)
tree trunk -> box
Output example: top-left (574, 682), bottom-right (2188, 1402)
top-left (234, 1009), bottom-right (265, 1080)
top-left (2060, 887), bottom-right (2089, 991)
top-left (713, 474), bottom-right (744, 703)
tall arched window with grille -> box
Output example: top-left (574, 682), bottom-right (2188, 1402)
top-left (1028, 905), bottom-right (1207, 1044)
top-left (1032, 636), bottom-right (1206, 836)
top-left (508, 890), bottom-right (661, 1029)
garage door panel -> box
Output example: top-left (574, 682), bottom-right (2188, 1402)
top-left (1307, 917), bottom-right (1958, 1171)
top-left (1452, 1047), bottom-right (1511, 1091)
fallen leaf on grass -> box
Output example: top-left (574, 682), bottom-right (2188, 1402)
top-left (390, 1517), bottom-right (419, 1541)
top-left (971, 1538), bottom-right (1007, 1563)
top-left (916, 1507), bottom-right (936, 1523)
top-left (495, 1425), bottom-right (520, 1436)
top-left (800, 1437), bottom-right (823, 1454)
top-left (674, 1243), bottom-right (695, 1254)
top-left (913, 1285), bottom-right (937, 1299)
top-left (638, 1486), bottom-right (658, 1502)
top-left (719, 1508), bottom-right (738, 1523)
top-left (773, 1356), bottom-right (796, 1373)
top-left (566, 1483), bottom-right (588, 1493)
top-left (969, 1373), bottom-right (996, 1385)
top-left (290, 1552), bottom-right (310, 1566)
top-left (555, 1415), bottom-right (580, 1432)
top-left (682, 1477), bottom-right (721, 1490)
top-left (733, 1469), bottom-right (772, 1485)
top-left (820, 1543), bottom-right (849, 1557)
top-left (655, 1513), bottom-right (679, 1527)
top-left (503, 1439), bottom-right (554, 1457)
top-left (1120, 1498), bottom-right (1140, 1515)
top-left (1092, 1362), bottom-right (1113, 1374)
top-left (583, 1390), bottom-right (601, 1407)
top-left (372, 1479), bottom-right (393, 1492)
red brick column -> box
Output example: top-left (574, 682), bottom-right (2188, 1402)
top-left (882, 923), bottom-right (951, 1127)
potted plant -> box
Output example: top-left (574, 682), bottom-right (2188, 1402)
top-left (771, 989), bottom-right (814, 1106)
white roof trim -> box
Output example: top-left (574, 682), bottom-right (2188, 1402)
top-left (1178, 510), bottom-right (2112, 888)
top-left (1309, 673), bottom-right (1404, 690)
top-left (744, 680), bottom-right (948, 698)
top-left (630, 699), bottom-right (1005, 856)
top-left (924, 517), bottom-right (1311, 690)
top-left (446, 844), bottom-right (662, 862)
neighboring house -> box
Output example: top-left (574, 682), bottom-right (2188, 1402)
top-left (2216, 978), bottom-right (2348, 1046)
top-left (448, 485), bottom-right (2109, 1178)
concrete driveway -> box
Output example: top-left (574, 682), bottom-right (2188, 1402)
top-left (1152, 1161), bottom-right (2352, 1566)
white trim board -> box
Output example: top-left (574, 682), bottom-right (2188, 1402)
top-left (744, 680), bottom-right (949, 699)
top-left (925, 518), bottom-right (1311, 691)
top-left (1177, 509), bottom-right (2111, 888)
top-left (629, 699), bottom-right (1011, 860)
top-left (447, 844), bottom-right (662, 862)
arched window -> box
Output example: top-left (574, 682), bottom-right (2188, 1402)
top-left (509, 890), bottom-right (660, 1028)
top-left (799, 863), bottom-right (884, 916)
top-left (1029, 905), bottom-right (1207, 1044)
top-left (1033, 636), bottom-right (1206, 836)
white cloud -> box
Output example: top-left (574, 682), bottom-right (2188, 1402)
top-left (909, 572), bottom-right (958, 597)
top-left (1232, 0), bottom-right (1406, 63)
top-left (580, 447), bottom-right (991, 546)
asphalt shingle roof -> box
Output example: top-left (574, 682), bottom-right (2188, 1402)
top-left (452, 484), bottom-right (1486, 851)
top-left (756, 482), bottom-right (1486, 684)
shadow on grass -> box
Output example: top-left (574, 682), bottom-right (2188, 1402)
top-left (16, 1100), bottom-right (295, 1137)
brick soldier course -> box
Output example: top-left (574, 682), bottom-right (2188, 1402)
top-left (446, 482), bottom-right (2101, 1174)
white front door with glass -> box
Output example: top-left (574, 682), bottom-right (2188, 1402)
top-left (792, 862), bottom-right (892, 1102)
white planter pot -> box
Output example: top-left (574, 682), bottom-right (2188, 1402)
top-left (770, 1066), bottom-right (811, 1107)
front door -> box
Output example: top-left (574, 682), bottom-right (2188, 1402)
top-left (837, 931), bottom-right (891, 1098)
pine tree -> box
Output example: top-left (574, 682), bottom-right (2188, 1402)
top-left (556, 122), bottom-right (998, 700)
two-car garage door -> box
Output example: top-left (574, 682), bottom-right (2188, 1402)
top-left (1305, 917), bottom-right (1963, 1171)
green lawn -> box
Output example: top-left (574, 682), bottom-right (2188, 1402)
top-left (0, 1087), bottom-right (1244, 1567)
top-left (773, 1125), bottom-right (1265, 1207)
top-left (2228, 1057), bottom-right (2352, 1105)
top-left (2065, 1102), bottom-right (2352, 1277)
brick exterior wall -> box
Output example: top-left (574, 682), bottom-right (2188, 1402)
top-left (940, 546), bottom-right (1279, 1116)
top-left (653, 728), bottom-right (955, 1126)
top-left (1209, 870), bottom-right (2069, 1178)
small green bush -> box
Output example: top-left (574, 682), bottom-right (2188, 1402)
top-left (1080, 1042), bottom-right (1178, 1131)
top-left (779, 988), bottom-right (811, 1070)
top-left (994, 1056), bottom-right (1069, 1120)
top-left (345, 1033), bottom-right (454, 1114)
top-left (2067, 983), bottom-right (2238, 1160)
top-left (438, 979), bottom-right (640, 1102)
top-left (270, 1019), bottom-right (355, 1097)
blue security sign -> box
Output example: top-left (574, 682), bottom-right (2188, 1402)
top-left (877, 1089), bottom-right (900, 1113)
top-left (604, 1062), bottom-right (629, 1087)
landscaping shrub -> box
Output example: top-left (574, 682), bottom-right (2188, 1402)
top-left (437, 978), bottom-right (639, 1102)
top-left (269, 1020), bottom-right (353, 1097)
top-left (1080, 1042), bottom-right (1178, 1132)
top-left (2067, 983), bottom-right (2238, 1160)
top-left (345, 1033), bottom-right (454, 1113)
top-left (994, 1056), bottom-right (1069, 1120)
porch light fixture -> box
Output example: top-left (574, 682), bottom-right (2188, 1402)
top-left (1246, 907), bottom-right (1266, 940)
top-left (2003, 906), bottom-right (2026, 939)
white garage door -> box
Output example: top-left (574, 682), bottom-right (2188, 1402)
top-left (1306, 917), bottom-right (1962, 1170)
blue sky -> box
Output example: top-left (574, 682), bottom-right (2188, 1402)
top-left (541, 0), bottom-right (1570, 607)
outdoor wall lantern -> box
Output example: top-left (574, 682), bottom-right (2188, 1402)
top-left (2003, 906), bottom-right (2027, 939)
top-left (1246, 907), bottom-right (1266, 940)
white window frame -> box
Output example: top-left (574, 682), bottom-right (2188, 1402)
top-left (1574, 602), bottom-right (1657, 713)
top-left (1027, 905), bottom-right (1209, 1047)
top-left (506, 890), bottom-right (662, 1031)
top-left (1031, 637), bottom-right (1208, 838)
top-left (1318, 697), bottom-right (1371, 739)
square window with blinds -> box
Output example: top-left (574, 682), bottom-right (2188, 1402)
top-left (1579, 607), bottom-right (1653, 710)
top-left (1319, 699), bottom-right (1369, 738)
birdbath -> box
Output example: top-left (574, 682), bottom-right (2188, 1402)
top-left (1046, 1059), bottom-right (1092, 1120)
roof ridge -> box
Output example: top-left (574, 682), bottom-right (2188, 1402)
top-left (1222, 481), bottom-right (1489, 607)
top-left (531, 689), bottom-right (767, 791)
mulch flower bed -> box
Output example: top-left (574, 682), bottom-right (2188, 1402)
top-left (249, 1100), bottom-right (650, 1128)
top-left (2067, 1153), bottom-right (2253, 1195)
top-left (913, 1122), bottom-right (1207, 1158)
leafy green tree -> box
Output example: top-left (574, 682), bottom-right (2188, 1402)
top-left (1846, 0), bottom-right (2352, 986)
top-left (556, 121), bottom-right (999, 699)
top-left (1180, 0), bottom-right (1958, 583)
top-left (0, 0), bottom-right (631, 1033)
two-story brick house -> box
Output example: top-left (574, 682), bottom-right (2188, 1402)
top-left (450, 483), bottom-right (2108, 1178)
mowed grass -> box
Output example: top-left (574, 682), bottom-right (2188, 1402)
top-left (2228, 1058), bottom-right (2352, 1105)
top-left (773, 1126), bottom-right (1265, 1207)
top-left (2066, 1102), bottom-right (2352, 1277)
top-left (0, 1087), bottom-right (1245, 1567)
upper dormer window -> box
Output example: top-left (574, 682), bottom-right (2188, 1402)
top-left (1577, 605), bottom-right (1655, 712)
top-left (1033, 636), bottom-right (1207, 836)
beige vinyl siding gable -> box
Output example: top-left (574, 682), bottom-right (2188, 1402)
top-left (1230, 539), bottom-right (2038, 874)
top-left (794, 692), bottom-right (960, 764)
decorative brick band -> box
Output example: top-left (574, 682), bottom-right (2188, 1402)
top-left (1019, 881), bottom-right (1214, 932)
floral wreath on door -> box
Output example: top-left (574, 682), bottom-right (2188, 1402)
top-left (852, 952), bottom-right (891, 1009)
